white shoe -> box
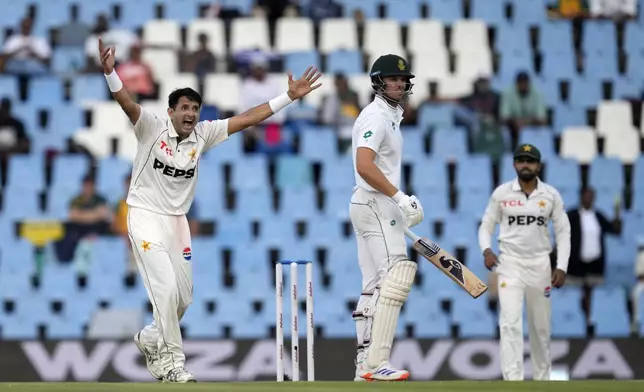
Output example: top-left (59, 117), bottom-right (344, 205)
top-left (360, 361), bottom-right (410, 381)
top-left (162, 367), bottom-right (196, 383)
top-left (133, 332), bottom-right (163, 380)
top-left (353, 350), bottom-right (368, 382)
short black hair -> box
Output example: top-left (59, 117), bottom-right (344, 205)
top-left (168, 88), bottom-right (202, 109)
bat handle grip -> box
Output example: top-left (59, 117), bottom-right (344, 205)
top-left (404, 228), bottom-right (420, 242)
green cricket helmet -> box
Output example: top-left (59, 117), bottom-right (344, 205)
top-left (369, 54), bottom-right (415, 102)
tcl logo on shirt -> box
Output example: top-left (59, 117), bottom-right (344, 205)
top-left (508, 215), bottom-right (547, 226)
top-left (502, 200), bottom-right (525, 207)
top-left (153, 158), bottom-right (195, 179)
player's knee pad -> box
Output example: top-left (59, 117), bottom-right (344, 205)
top-left (380, 259), bottom-right (417, 305)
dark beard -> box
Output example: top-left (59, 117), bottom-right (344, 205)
top-left (518, 171), bottom-right (537, 181)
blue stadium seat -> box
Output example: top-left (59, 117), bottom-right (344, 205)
top-left (0, 76), bottom-right (19, 101)
top-left (442, 213), bottom-right (478, 246)
top-left (278, 187), bottom-right (319, 219)
top-left (383, 0), bottom-right (422, 24)
top-left (0, 2), bottom-right (26, 30)
top-left (220, 0), bottom-right (256, 15)
top-left (518, 127), bottom-right (556, 161)
top-left (452, 293), bottom-right (496, 337)
top-left (418, 104), bottom-right (454, 130)
top-left (402, 127), bottom-right (426, 162)
top-left (428, 0), bottom-right (463, 23)
top-left (403, 293), bottom-right (450, 338)
top-left (410, 157), bottom-right (448, 193)
top-left (326, 50), bottom-right (363, 75)
top-left (541, 52), bottom-right (576, 80)
top-left (47, 317), bottom-right (85, 339)
top-left (584, 53), bottom-right (619, 79)
top-left (34, 1), bottom-right (69, 36)
top-left (323, 187), bottom-right (352, 220)
top-left (499, 154), bottom-right (515, 184)
top-left (553, 105), bottom-right (586, 134)
top-left (182, 307), bottom-right (225, 339)
top-left (230, 156), bottom-right (270, 191)
top-left (300, 126), bottom-right (337, 161)
top-left (544, 158), bottom-right (580, 195)
top-left (457, 189), bottom-right (489, 217)
top-left (471, 0), bottom-right (506, 25)
top-left (71, 75), bottom-right (109, 102)
top-left (588, 157), bottom-right (624, 194)
top-left (235, 188), bottom-right (275, 219)
top-left (539, 21), bottom-right (573, 55)
top-left (456, 154), bottom-right (492, 194)
top-left (634, 157), bottom-right (644, 192)
top-left (285, 51), bottom-right (321, 75)
top-left (12, 103), bottom-right (42, 137)
top-left (162, 0), bottom-right (201, 24)
top-left (430, 127), bottom-right (467, 160)
top-left (306, 216), bottom-right (343, 245)
top-left (3, 188), bottom-right (41, 220)
top-left (96, 157), bottom-right (131, 203)
top-left (6, 153), bottom-right (44, 193)
top-left (275, 155), bottom-right (313, 190)
top-left (115, 2), bottom-right (157, 29)
top-left (415, 189), bottom-right (449, 220)
top-left (499, 51), bottom-right (533, 78)
top-left (52, 154), bottom-right (91, 190)
top-left (613, 76), bottom-right (642, 100)
top-left (320, 156), bottom-right (354, 191)
top-left (513, 0), bottom-right (547, 25)
top-left (590, 286), bottom-right (631, 337)
top-left (46, 185), bottom-right (79, 219)
top-left (28, 77), bottom-right (64, 106)
top-left (52, 47), bottom-right (86, 75)
top-left (583, 20), bottom-right (617, 57)
top-left (78, 0), bottom-right (113, 24)
top-left (322, 315), bottom-right (355, 338)
top-left (625, 22), bottom-right (644, 57)
top-left (551, 287), bottom-right (586, 337)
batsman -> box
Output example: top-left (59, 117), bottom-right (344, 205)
top-left (349, 54), bottom-right (424, 381)
top-left (478, 144), bottom-right (571, 381)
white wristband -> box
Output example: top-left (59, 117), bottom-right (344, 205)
top-left (268, 92), bottom-right (293, 113)
top-left (104, 69), bottom-right (123, 93)
top-left (391, 190), bottom-right (405, 203)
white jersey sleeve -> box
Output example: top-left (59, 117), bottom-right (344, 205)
top-left (355, 114), bottom-right (387, 154)
top-left (550, 189), bottom-right (571, 272)
top-left (199, 119), bottom-right (230, 152)
top-left (478, 185), bottom-right (504, 253)
top-left (133, 107), bottom-right (164, 144)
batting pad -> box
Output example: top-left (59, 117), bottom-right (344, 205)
top-left (366, 260), bottom-right (417, 368)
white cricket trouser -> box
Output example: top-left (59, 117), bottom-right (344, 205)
top-left (349, 187), bottom-right (408, 353)
top-left (127, 206), bottom-right (193, 373)
top-left (496, 254), bottom-right (552, 381)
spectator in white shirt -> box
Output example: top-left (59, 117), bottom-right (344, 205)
top-left (589, 0), bottom-right (637, 19)
top-left (566, 187), bottom-right (621, 319)
top-left (238, 55), bottom-right (288, 152)
top-left (1, 17), bottom-right (51, 76)
top-left (84, 14), bottom-right (139, 71)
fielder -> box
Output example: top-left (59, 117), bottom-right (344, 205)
top-left (97, 38), bottom-right (321, 383)
top-left (349, 54), bottom-right (424, 382)
top-left (478, 144), bottom-right (571, 381)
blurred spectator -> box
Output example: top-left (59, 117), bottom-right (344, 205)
top-left (55, 175), bottom-right (110, 263)
top-left (115, 43), bottom-right (157, 100)
top-left (566, 187), bottom-right (622, 320)
top-left (551, 0), bottom-right (589, 18)
top-left (320, 74), bottom-right (360, 153)
top-left (84, 14), bottom-right (139, 70)
top-left (304, 0), bottom-right (342, 21)
top-left (459, 77), bottom-right (500, 122)
top-left (501, 71), bottom-right (547, 149)
top-left (185, 33), bottom-right (216, 82)
top-left (1, 17), bottom-right (51, 76)
top-left (589, 0), bottom-right (636, 19)
top-left (238, 54), bottom-right (288, 153)
top-left (187, 202), bottom-right (201, 237)
top-left (631, 247), bottom-right (644, 330)
top-left (57, 4), bottom-right (92, 47)
top-left (0, 98), bottom-right (29, 186)
top-left (111, 174), bottom-right (137, 277)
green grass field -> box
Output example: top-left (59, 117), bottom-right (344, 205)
top-left (0, 381), bottom-right (643, 392)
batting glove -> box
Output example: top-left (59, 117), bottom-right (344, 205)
top-left (392, 191), bottom-right (424, 227)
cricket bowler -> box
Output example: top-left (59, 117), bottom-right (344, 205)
top-left (349, 54), bottom-right (424, 381)
top-left (98, 38), bottom-right (321, 383)
top-left (478, 144), bottom-right (571, 381)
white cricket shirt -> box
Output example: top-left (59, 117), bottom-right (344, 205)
top-left (352, 95), bottom-right (404, 192)
top-left (478, 178), bottom-right (572, 272)
top-left (126, 108), bottom-right (229, 215)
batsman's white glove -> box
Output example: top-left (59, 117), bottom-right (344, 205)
top-left (392, 191), bottom-right (424, 227)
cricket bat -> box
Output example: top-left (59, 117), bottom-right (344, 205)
top-left (404, 228), bottom-right (488, 299)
